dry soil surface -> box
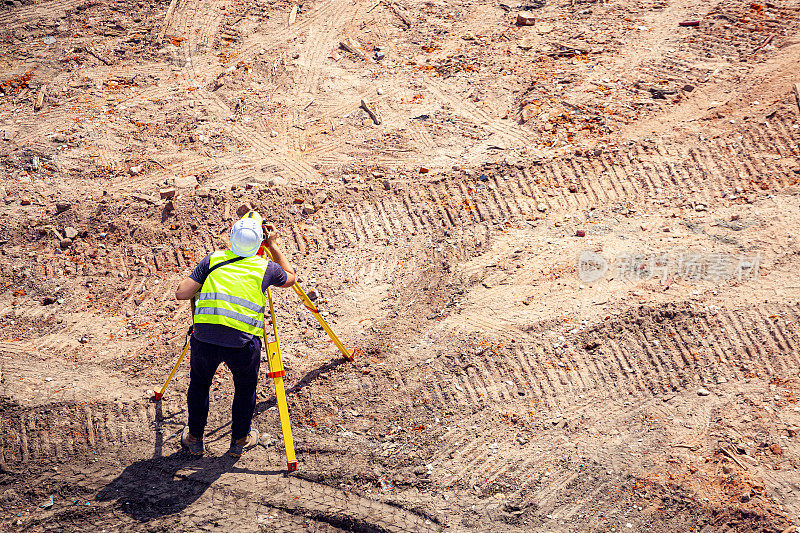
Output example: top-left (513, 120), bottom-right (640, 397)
top-left (1, 0), bottom-right (800, 530)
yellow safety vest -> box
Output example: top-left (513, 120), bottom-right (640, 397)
top-left (193, 251), bottom-right (268, 335)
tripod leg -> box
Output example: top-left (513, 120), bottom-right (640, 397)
top-left (266, 340), bottom-right (297, 472)
top-left (292, 284), bottom-right (354, 362)
top-left (153, 337), bottom-right (191, 401)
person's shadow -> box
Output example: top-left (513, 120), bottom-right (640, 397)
top-left (95, 452), bottom-right (281, 520)
top-left (95, 398), bottom-right (283, 521)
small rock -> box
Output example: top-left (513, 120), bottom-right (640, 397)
top-left (313, 192), bottom-right (328, 205)
top-left (377, 88), bottom-right (384, 95)
top-left (52, 133), bottom-right (66, 143)
top-left (683, 84), bottom-right (695, 92)
top-left (301, 203), bottom-right (316, 215)
top-left (462, 32), bottom-right (476, 41)
top-left (245, 182), bottom-right (258, 190)
top-left (159, 188), bottom-right (176, 199)
top-left (420, 167), bottom-right (429, 174)
top-left (697, 387), bottom-right (711, 396)
top-left (536, 202), bottom-right (548, 213)
top-left (306, 288), bottom-right (318, 301)
top-left (383, 180), bottom-right (391, 190)
top-left (293, 197), bottom-right (304, 204)
top-left (164, 200), bottom-right (175, 211)
top-left (55, 201), bottom-right (71, 213)
top-left (20, 197), bottom-right (31, 206)
top-left (478, 174), bottom-right (489, 182)
top-left (568, 184), bottom-right (578, 193)
top-left (575, 229), bottom-right (586, 237)
top-left (769, 443), bottom-right (782, 455)
top-left (722, 464), bottom-right (734, 474)
top-left (694, 203), bottom-right (707, 212)
top-left (64, 226), bottom-right (78, 239)
top-left (59, 238), bottom-right (72, 249)
top-left (516, 11), bottom-right (536, 26)
top-left (128, 165), bottom-right (142, 175)
top-left (196, 188), bottom-right (210, 198)
top-left (374, 51), bottom-right (385, 60)
top-left (270, 130), bottom-right (278, 137)
top-left (42, 297), bottom-right (56, 305)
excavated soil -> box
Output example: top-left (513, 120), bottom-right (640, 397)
top-left (1, 0), bottom-right (800, 530)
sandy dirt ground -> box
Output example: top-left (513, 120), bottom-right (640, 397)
top-left (1, 0), bottom-right (800, 530)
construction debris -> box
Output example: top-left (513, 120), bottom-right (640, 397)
top-left (516, 11), bottom-right (536, 26)
top-left (360, 99), bottom-right (382, 125)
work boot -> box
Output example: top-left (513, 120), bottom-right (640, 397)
top-left (181, 427), bottom-right (205, 456)
top-left (227, 428), bottom-right (259, 457)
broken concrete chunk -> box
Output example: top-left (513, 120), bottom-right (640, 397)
top-left (268, 177), bottom-right (289, 187)
top-left (159, 188), bottom-right (176, 199)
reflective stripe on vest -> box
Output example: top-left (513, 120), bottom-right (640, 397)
top-left (194, 292), bottom-right (265, 314)
top-left (193, 250), bottom-right (269, 336)
top-left (194, 307), bottom-right (265, 330)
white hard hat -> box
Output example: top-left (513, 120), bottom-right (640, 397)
top-left (230, 211), bottom-right (264, 257)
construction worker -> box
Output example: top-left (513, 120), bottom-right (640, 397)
top-left (175, 211), bottom-right (296, 457)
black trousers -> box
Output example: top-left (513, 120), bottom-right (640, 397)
top-left (186, 336), bottom-right (261, 444)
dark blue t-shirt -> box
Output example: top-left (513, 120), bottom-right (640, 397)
top-left (189, 253), bottom-right (288, 347)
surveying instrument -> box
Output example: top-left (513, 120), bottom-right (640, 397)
top-left (153, 220), bottom-right (355, 472)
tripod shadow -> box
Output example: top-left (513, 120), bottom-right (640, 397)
top-left (258, 356), bottom-right (347, 413)
top-left (95, 451), bottom-right (282, 521)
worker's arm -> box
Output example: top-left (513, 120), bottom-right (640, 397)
top-left (176, 278), bottom-right (201, 300)
top-left (265, 224), bottom-right (296, 288)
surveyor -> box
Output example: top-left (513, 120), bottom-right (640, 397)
top-left (175, 211), bottom-right (296, 457)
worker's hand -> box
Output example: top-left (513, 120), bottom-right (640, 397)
top-left (264, 224), bottom-right (279, 249)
